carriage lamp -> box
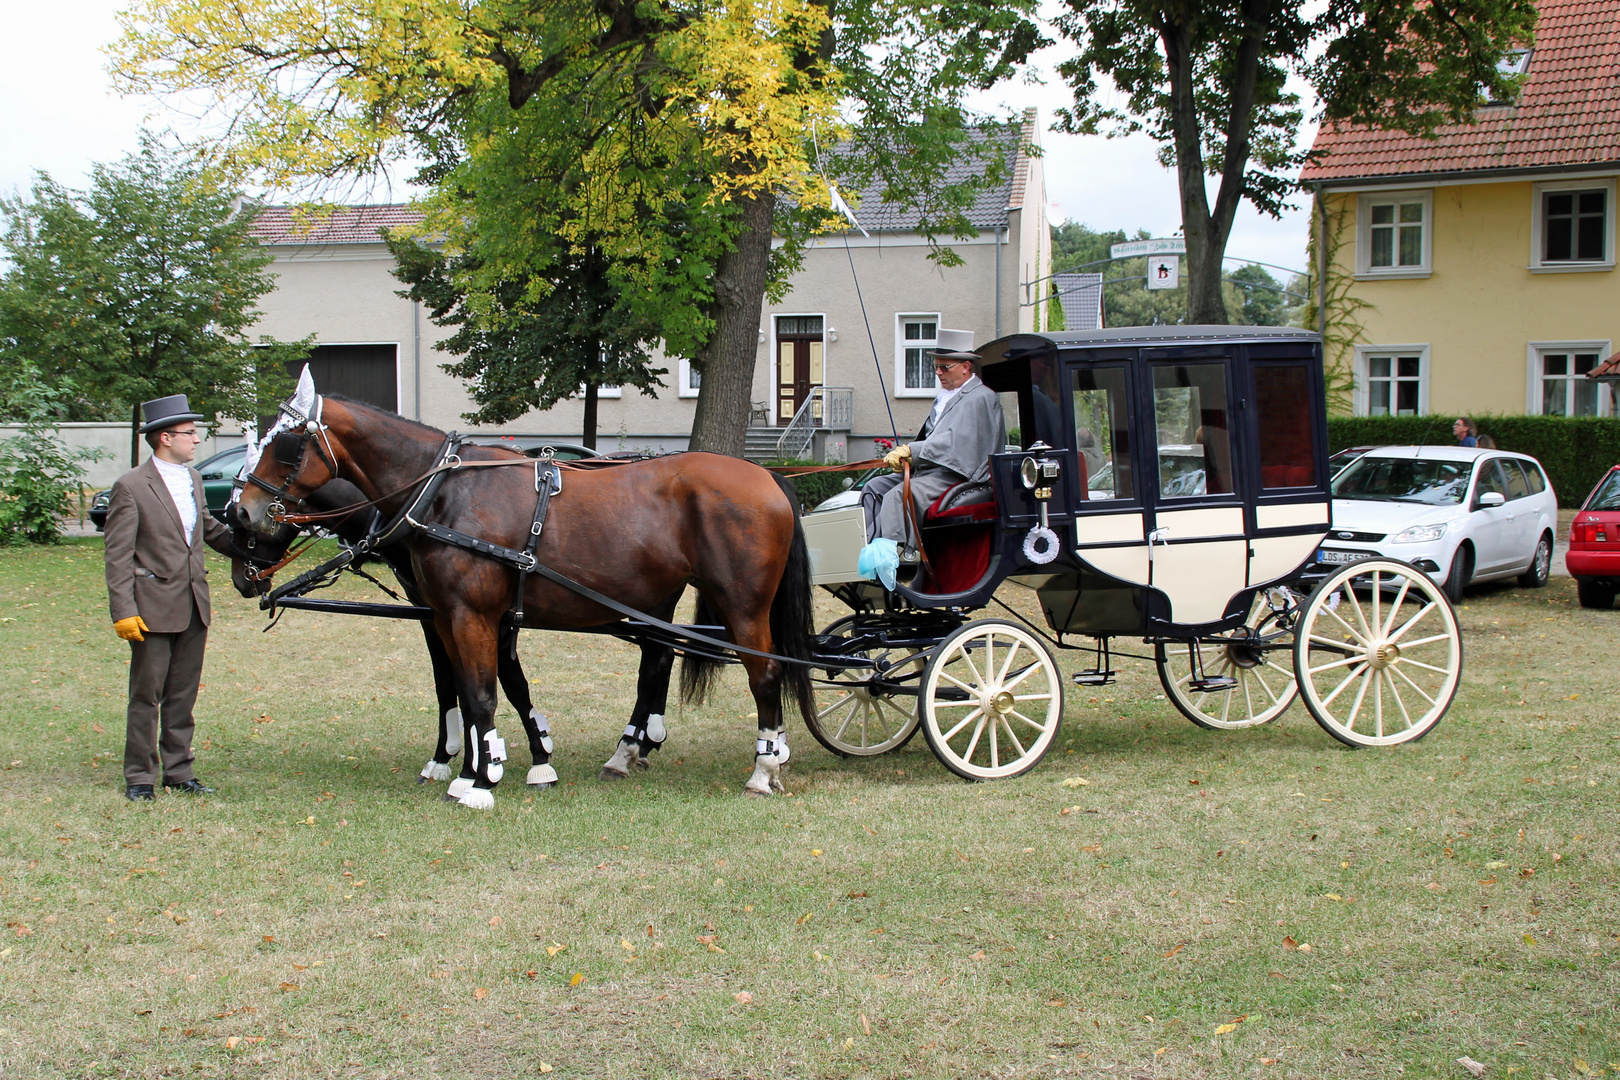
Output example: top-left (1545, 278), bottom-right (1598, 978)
top-left (1019, 444), bottom-right (1062, 566)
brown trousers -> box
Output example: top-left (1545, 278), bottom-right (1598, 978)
top-left (123, 603), bottom-right (207, 786)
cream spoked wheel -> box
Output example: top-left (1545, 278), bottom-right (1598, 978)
top-left (1157, 588), bottom-right (1300, 730)
top-left (920, 619), bottom-right (1063, 781)
top-left (1293, 558), bottom-right (1462, 747)
top-left (807, 651), bottom-right (923, 757)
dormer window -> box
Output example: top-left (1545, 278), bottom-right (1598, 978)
top-left (1486, 48), bottom-right (1532, 104)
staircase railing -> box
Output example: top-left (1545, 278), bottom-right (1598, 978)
top-left (776, 387), bottom-right (854, 460)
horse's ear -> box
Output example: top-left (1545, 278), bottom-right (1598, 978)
top-left (292, 364), bottom-right (317, 416)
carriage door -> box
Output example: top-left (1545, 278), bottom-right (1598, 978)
top-left (775, 316), bottom-right (825, 426)
top-left (1067, 361), bottom-right (1152, 589)
top-left (1144, 356), bottom-right (1249, 625)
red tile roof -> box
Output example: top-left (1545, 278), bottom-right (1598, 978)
top-left (249, 204), bottom-right (425, 246)
top-left (1590, 350), bottom-right (1620, 380)
top-left (1301, 0), bottom-right (1620, 184)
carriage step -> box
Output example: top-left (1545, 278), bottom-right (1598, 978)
top-left (1072, 670), bottom-right (1115, 687)
top-left (1187, 676), bottom-right (1239, 692)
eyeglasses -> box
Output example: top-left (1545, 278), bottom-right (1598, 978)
top-left (164, 429), bottom-right (203, 440)
top-left (933, 361), bottom-right (967, 373)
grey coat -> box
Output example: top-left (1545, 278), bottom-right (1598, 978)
top-left (909, 375), bottom-right (1007, 484)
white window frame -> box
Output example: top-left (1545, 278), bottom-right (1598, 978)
top-left (1525, 340), bottom-right (1614, 416)
top-left (676, 358), bottom-right (701, 399)
top-left (1355, 191), bottom-right (1434, 279)
top-left (569, 384), bottom-right (622, 400)
top-left (1353, 344), bottom-right (1431, 417)
top-left (894, 313), bottom-right (942, 398)
top-left (1530, 177), bottom-right (1617, 273)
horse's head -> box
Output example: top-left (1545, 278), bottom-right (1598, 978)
top-left (235, 383), bottom-right (345, 536)
top-left (229, 516), bottom-right (301, 597)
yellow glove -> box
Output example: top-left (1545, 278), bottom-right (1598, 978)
top-left (114, 616), bottom-right (150, 642)
top-left (883, 444), bottom-right (912, 471)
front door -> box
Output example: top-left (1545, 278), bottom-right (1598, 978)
top-left (776, 316), bottom-right (824, 426)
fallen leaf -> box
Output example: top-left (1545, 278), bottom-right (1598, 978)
top-left (290, 964), bottom-right (308, 972)
top-left (847, 891), bottom-right (868, 899)
top-left (262, 935), bottom-right (274, 944)
top-left (1262, 1058), bottom-right (1278, 1066)
top-left (1324, 893), bottom-right (1342, 901)
top-left (546, 945), bottom-right (565, 958)
top-left (969, 950), bottom-right (986, 960)
top-left (473, 987), bottom-right (488, 1000)
top-left (1282, 936), bottom-right (1298, 950)
top-left (860, 1013), bottom-right (871, 1035)
top-left (1478, 878), bottom-right (1498, 886)
top-left (1426, 882), bottom-right (1444, 891)
top-left (1523, 934), bottom-right (1536, 946)
top-left (1298, 943), bottom-right (1312, 952)
top-left (1157, 1048), bottom-right (1169, 1057)
top-left (278, 982), bottom-right (299, 992)
top-left (569, 972), bottom-right (584, 987)
top-left (1456, 1056), bottom-right (1486, 1078)
top-left (620, 939), bottom-right (634, 951)
top-left (1046, 998), bottom-right (1067, 1007)
top-left (489, 916), bottom-right (501, 927)
top-left (538, 1064), bottom-right (553, 1074)
top-left (1163, 941), bottom-right (1188, 959)
top-left (811, 849), bottom-right (823, 857)
top-left (733, 991), bottom-right (753, 1005)
top-left (525, 970), bottom-right (538, 979)
top-left (1060, 777), bottom-right (1092, 787)
top-left (697, 934), bottom-right (718, 944)
top-left (225, 1037), bottom-right (240, 1050)
top-left (1081, 844), bottom-right (1103, 854)
top-left (1215, 1023), bottom-right (1239, 1035)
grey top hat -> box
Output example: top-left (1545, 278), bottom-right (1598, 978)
top-left (139, 394), bottom-right (205, 434)
top-left (930, 328), bottom-right (980, 364)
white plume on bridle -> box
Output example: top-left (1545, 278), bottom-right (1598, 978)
top-left (233, 364), bottom-right (318, 502)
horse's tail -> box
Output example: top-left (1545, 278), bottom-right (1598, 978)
top-left (679, 593), bottom-right (724, 706)
top-left (767, 473), bottom-right (817, 728)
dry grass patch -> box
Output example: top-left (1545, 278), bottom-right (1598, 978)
top-left (0, 541), bottom-right (1615, 1078)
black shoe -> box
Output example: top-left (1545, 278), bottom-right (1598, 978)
top-left (163, 778), bottom-right (215, 795)
top-left (125, 784), bottom-right (155, 802)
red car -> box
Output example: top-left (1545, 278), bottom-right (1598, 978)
top-left (1568, 464), bottom-right (1620, 609)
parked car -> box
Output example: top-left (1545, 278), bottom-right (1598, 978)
top-left (1567, 464), bottom-right (1620, 610)
top-left (1307, 446), bottom-right (1558, 602)
top-left (463, 436), bottom-right (599, 460)
top-left (1328, 444), bottom-right (1378, 476)
top-left (88, 445), bottom-right (249, 531)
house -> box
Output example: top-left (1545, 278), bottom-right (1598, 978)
top-left (1301, 0), bottom-right (1618, 419)
top-left (246, 113), bottom-right (1050, 460)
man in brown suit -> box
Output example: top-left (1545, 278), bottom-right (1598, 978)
top-left (104, 395), bottom-right (236, 801)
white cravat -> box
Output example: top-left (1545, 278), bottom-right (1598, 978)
top-left (152, 456), bottom-right (198, 544)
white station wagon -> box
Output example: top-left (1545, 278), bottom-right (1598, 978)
top-left (1313, 446), bottom-right (1558, 602)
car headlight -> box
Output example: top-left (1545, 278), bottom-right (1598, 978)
top-left (1391, 523), bottom-right (1447, 543)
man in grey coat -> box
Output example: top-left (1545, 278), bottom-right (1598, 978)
top-left (863, 341), bottom-right (1007, 550)
top-left (104, 395), bottom-right (236, 801)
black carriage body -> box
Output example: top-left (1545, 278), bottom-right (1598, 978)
top-left (894, 326), bottom-right (1331, 640)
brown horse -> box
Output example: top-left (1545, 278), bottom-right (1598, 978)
top-left (233, 394), bottom-right (815, 808)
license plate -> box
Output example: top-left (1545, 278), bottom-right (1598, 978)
top-left (1317, 549), bottom-right (1374, 565)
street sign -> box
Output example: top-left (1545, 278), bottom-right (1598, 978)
top-left (1146, 255), bottom-right (1180, 291)
top-left (1110, 237), bottom-right (1186, 259)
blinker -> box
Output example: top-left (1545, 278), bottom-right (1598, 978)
top-left (272, 430), bottom-right (306, 466)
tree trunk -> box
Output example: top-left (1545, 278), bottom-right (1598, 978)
top-left (1160, 15), bottom-right (1226, 325)
top-left (581, 381), bottom-right (599, 451)
top-left (688, 190), bottom-right (775, 456)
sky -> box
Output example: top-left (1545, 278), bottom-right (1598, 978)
top-left (0, 0), bottom-right (1317, 280)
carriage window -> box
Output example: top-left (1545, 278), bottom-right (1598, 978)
top-left (1072, 366), bottom-right (1133, 500)
top-left (1254, 364), bottom-right (1317, 489)
top-left (1152, 363), bottom-right (1233, 497)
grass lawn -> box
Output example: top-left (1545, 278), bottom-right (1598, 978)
top-left (0, 540), bottom-right (1615, 1079)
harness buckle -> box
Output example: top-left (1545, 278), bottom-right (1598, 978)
top-left (531, 520), bottom-right (544, 536)
top-left (445, 454), bottom-right (462, 469)
top-left (516, 552), bottom-right (538, 573)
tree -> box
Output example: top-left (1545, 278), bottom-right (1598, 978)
top-left (113, 0), bottom-right (1043, 454)
top-left (1226, 263), bottom-right (1287, 326)
top-left (1054, 0), bottom-right (1538, 323)
top-left (1051, 220), bottom-right (1128, 272)
top-left (0, 362), bottom-right (106, 545)
top-left (0, 133), bottom-right (308, 464)
top-left (387, 233), bottom-right (667, 450)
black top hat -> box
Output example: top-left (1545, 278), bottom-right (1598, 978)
top-left (139, 394), bottom-right (205, 434)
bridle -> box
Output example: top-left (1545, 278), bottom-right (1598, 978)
top-left (239, 393), bottom-right (341, 523)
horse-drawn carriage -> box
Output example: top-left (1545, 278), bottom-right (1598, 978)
top-left (796, 326), bottom-right (1463, 779)
top-left (235, 325), bottom-right (1462, 806)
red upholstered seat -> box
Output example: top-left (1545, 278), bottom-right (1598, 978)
top-left (916, 481), bottom-right (997, 594)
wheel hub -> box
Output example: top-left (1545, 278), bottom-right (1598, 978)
top-left (988, 689), bottom-right (1015, 715)
top-left (1369, 641), bottom-right (1401, 670)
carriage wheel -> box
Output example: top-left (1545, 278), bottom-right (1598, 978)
top-left (1157, 589), bottom-right (1299, 730)
top-left (807, 653), bottom-right (922, 757)
top-left (920, 619), bottom-right (1063, 781)
top-left (1293, 558), bottom-right (1462, 748)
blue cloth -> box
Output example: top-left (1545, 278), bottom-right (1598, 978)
top-left (1459, 435), bottom-right (1477, 447)
top-left (858, 538), bottom-right (900, 591)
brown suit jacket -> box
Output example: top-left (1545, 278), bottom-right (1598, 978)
top-left (104, 458), bottom-right (234, 633)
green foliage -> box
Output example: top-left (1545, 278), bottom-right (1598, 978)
top-left (0, 363), bottom-right (106, 545)
top-left (1226, 264), bottom-right (1289, 326)
top-left (1053, 0), bottom-right (1538, 323)
top-left (1327, 415), bottom-right (1620, 508)
top-left (1051, 221), bottom-right (1129, 273)
top-left (0, 132), bottom-right (306, 426)
top-left (766, 459), bottom-right (869, 511)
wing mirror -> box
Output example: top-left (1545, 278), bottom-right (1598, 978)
top-left (1477, 491), bottom-right (1506, 508)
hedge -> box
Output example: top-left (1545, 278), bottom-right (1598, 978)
top-left (1327, 415), bottom-right (1620, 507)
top-left (765, 459), bottom-right (874, 511)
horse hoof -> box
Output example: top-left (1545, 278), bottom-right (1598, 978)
top-left (457, 788), bottom-right (495, 810)
top-left (633, 757), bottom-right (651, 771)
top-left (529, 781), bottom-right (556, 790)
top-left (598, 767), bottom-right (628, 782)
top-left (744, 785), bottom-right (773, 798)
top-left (526, 764), bottom-right (558, 787)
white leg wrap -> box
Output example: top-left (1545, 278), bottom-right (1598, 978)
top-left (774, 731), bottom-right (790, 765)
top-left (445, 776), bottom-right (474, 800)
top-left (420, 761), bottom-right (452, 783)
top-left (482, 728), bottom-right (506, 784)
top-left (645, 713), bottom-right (666, 743)
top-left (526, 763), bottom-right (558, 786)
top-left (531, 708), bottom-right (553, 755)
top-left (458, 787), bottom-right (495, 810)
top-left (444, 708), bottom-right (463, 758)
top-left (602, 739), bottom-right (637, 777)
